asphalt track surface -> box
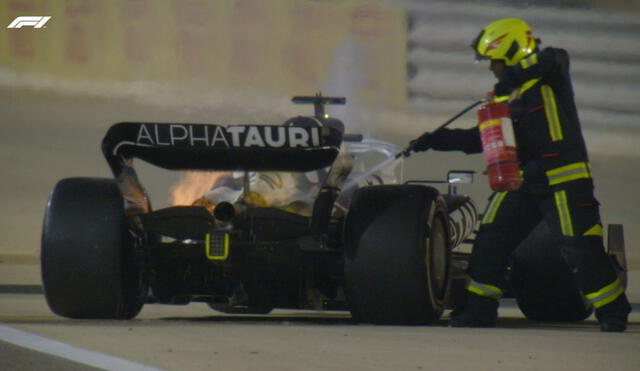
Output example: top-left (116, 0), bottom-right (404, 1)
top-left (0, 292), bottom-right (639, 371)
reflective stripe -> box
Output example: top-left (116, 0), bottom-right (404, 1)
top-left (554, 190), bottom-right (574, 236)
top-left (479, 119), bottom-right (501, 131)
top-left (206, 232), bottom-right (230, 260)
top-left (467, 279), bottom-right (502, 300)
top-left (520, 54), bottom-right (538, 69)
top-left (546, 162), bottom-right (591, 185)
top-left (519, 78), bottom-right (540, 96)
top-left (586, 279), bottom-right (624, 308)
top-left (583, 224), bottom-right (603, 237)
top-left (541, 85), bottom-right (563, 141)
top-left (503, 78), bottom-right (540, 103)
top-left (482, 192), bottom-right (507, 224)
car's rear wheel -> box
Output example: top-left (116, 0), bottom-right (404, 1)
top-left (510, 222), bottom-right (592, 322)
top-left (344, 185), bottom-right (450, 325)
top-left (41, 177), bottom-right (145, 319)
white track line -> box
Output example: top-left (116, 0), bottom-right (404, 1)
top-left (0, 324), bottom-right (165, 371)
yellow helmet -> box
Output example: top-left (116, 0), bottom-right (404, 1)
top-left (472, 18), bottom-right (537, 66)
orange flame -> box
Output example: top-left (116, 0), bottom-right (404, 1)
top-left (170, 171), bottom-right (314, 217)
top-left (170, 171), bottom-right (230, 206)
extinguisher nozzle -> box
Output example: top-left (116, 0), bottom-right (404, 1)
top-left (399, 143), bottom-right (415, 158)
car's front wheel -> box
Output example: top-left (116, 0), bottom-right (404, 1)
top-left (510, 222), bottom-right (592, 322)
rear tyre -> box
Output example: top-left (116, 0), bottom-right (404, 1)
top-left (41, 178), bottom-right (145, 319)
top-left (510, 222), bottom-right (592, 322)
top-left (344, 185), bottom-right (450, 325)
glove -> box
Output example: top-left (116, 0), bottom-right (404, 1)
top-left (493, 79), bottom-right (513, 97)
top-left (410, 132), bottom-right (434, 152)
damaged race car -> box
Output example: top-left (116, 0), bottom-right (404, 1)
top-left (41, 95), bottom-right (627, 325)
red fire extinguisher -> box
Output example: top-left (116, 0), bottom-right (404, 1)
top-left (477, 101), bottom-right (522, 191)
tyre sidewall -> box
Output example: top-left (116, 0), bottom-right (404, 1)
top-left (344, 185), bottom-right (449, 324)
top-left (41, 178), bottom-right (144, 319)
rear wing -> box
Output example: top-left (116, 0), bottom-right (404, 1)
top-left (102, 122), bottom-right (343, 175)
top-left (102, 122), bottom-right (343, 214)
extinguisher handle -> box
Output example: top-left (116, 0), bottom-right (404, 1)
top-left (399, 98), bottom-right (487, 158)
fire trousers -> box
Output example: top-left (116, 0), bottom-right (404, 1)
top-left (466, 178), bottom-right (626, 311)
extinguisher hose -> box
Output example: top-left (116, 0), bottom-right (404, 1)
top-left (397, 98), bottom-right (486, 158)
top-left (340, 99), bottom-right (487, 193)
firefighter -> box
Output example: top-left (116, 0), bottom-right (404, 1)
top-left (410, 18), bottom-right (631, 331)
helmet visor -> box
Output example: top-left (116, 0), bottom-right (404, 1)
top-left (470, 30), bottom-right (489, 62)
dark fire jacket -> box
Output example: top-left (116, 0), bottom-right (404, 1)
top-left (431, 47), bottom-right (591, 188)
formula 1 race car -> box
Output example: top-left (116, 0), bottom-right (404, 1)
top-left (41, 95), bottom-right (627, 325)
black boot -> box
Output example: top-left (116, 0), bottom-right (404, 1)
top-left (449, 293), bottom-right (499, 328)
top-left (596, 294), bottom-right (632, 332)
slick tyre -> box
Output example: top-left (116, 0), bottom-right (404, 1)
top-left (344, 185), bottom-right (450, 325)
top-left (510, 222), bottom-right (592, 322)
top-left (41, 178), bottom-right (145, 319)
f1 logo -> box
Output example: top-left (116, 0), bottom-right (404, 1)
top-left (7, 16), bottom-right (51, 29)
